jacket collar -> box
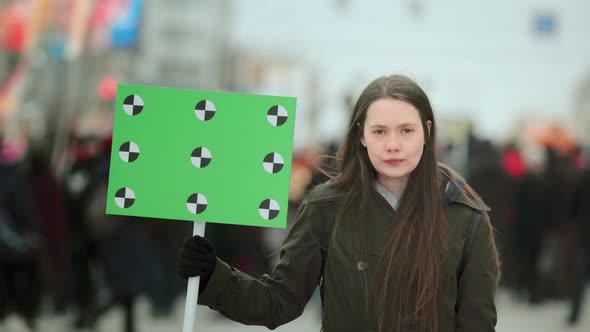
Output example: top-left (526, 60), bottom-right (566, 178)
top-left (374, 181), bottom-right (400, 210)
top-left (441, 170), bottom-right (491, 212)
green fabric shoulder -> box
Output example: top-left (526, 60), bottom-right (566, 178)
top-left (302, 181), bottom-right (344, 205)
top-left (439, 163), bottom-right (491, 213)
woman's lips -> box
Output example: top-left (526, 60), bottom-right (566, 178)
top-left (385, 159), bottom-right (404, 166)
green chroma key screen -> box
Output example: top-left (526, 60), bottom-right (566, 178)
top-left (106, 84), bottom-right (297, 228)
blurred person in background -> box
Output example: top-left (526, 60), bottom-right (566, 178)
top-left (64, 132), bottom-right (102, 328)
top-left (567, 147), bottom-right (590, 325)
top-left (27, 146), bottom-right (71, 314)
top-left (513, 143), bottom-right (549, 302)
top-left (0, 133), bottom-right (43, 331)
top-left (103, 101), bottom-right (193, 319)
top-left (468, 140), bottom-right (518, 290)
top-left (513, 143), bottom-right (578, 304)
top-left (141, 218), bottom-right (192, 318)
top-left (177, 75), bottom-right (500, 332)
top-left (531, 147), bottom-right (578, 302)
top-left (78, 135), bottom-right (154, 332)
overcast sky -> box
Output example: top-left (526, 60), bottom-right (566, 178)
top-left (228, 0), bottom-right (590, 143)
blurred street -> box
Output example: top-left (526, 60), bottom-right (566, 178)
top-left (0, 288), bottom-right (587, 332)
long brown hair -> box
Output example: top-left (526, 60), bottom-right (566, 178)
top-left (331, 75), bottom-right (447, 332)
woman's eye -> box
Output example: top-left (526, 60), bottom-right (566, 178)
top-left (373, 130), bottom-right (385, 135)
top-left (402, 128), bottom-right (414, 134)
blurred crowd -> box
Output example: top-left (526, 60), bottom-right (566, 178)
top-left (0, 132), bottom-right (194, 332)
top-left (1, 121), bottom-right (590, 332)
top-left (455, 133), bottom-right (590, 327)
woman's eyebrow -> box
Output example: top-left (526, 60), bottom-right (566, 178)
top-left (396, 123), bottom-right (419, 128)
top-left (367, 123), bottom-right (419, 128)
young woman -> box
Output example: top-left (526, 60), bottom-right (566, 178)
top-left (177, 74), bottom-right (501, 332)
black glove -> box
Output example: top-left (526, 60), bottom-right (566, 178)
top-left (177, 235), bottom-right (217, 291)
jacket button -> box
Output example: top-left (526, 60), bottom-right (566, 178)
top-left (356, 261), bottom-right (368, 271)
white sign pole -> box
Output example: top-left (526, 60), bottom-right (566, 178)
top-left (182, 221), bottom-right (207, 332)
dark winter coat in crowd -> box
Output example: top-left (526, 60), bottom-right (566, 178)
top-left (30, 157), bottom-right (69, 270)
top-left (29, 152), bottom-right (71, 310)
top-left (567, 167), bottom-right (590, 323)
top-left (83, 152), bottom-right (154, 298)
top-left (469, 160), bottom-right (517, 288)
top-left (514, 149), bottom-right (578, 302)
top-left (0, 159), bottom-right (42, 325)
top-left (513, 172), bottom-right (555, 286)
top-left (572, 168), bottom-right (590, 254)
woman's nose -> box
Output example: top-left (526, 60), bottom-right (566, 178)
top-left (385, 137), bottom-right (400, 152)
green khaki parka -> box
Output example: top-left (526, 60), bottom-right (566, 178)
top-left (198, 178), bottom-right (498, 332)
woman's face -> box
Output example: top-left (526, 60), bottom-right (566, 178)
top-left (360, 98), bottom-right (431, 191)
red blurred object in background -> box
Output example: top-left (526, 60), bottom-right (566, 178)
top-left (1, 4), bottom-right (27, 52)
top-left (501, 148), bottom-right (527, 179)
top-left (89, 0), bottom-right (127, 28)
top-left (98, 76), bottom-right (118, 100)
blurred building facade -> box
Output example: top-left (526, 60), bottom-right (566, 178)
top-left (574, 72), bottom-right (590, 146)
top-left (132, 0), bottom-right (232, 90)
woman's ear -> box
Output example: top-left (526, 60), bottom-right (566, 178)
top-left (358, 122), bottom-right (367, 147)
top-left (427, 120), bottom-right (432, 137)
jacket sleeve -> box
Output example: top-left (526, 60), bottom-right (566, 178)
top-left (197, 200), bottom-right (324, 329)
top-left (455, 212), bottom-right (499, 332)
